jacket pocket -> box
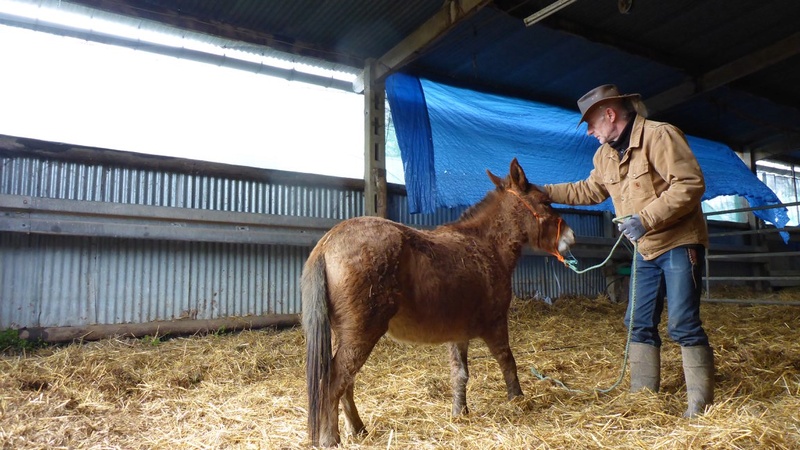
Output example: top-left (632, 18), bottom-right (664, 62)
top-left (604, 172), bottom-right (621, 199)
top-left (629, 158), bottom-right (656, 198)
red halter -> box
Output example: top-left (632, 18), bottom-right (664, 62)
top-left (507, 189), bottom-right (566, 264)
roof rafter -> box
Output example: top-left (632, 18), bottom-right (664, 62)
top-left (751, 133), bottom-right (800, 161)
top-left (354, 0), bottom-right (491, 92)
top-left (646, 31), bottom-right (800, 115)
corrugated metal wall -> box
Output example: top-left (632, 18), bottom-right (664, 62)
top-left (513, 255), bottom-right (607, 300)
top-left (1, 149), bottom-right (609, 330)
top-left (1, 155), bottom-right (363, 218)
top-left (388, 191), bottom-right (465, 227)
top-left (0, 233), bottom-right (306, 328)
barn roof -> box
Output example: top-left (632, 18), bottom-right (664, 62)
top-left (33, 0), bottom-right (800, 163)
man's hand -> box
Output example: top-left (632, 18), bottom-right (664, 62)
top-left (618, 214), bottom-right (647, 242)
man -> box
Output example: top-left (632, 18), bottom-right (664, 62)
top-left (544, 84), bottom-right (714, 418)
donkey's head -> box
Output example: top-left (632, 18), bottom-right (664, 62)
top-left (487, 158), bottom-right (575, 256)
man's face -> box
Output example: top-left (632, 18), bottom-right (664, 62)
top-left (585, 105), bottom-right (618, 145)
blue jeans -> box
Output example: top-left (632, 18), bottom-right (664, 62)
top-left (624, 245), bottom-right (709, 347)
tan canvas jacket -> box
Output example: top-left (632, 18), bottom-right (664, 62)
top-left (545, 115), bottom-right (709, 260)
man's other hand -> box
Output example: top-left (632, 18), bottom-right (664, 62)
top-left (618, 214), bottom-right (646, 242)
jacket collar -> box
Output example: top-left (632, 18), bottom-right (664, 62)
top-left (629, 114), bottom-right (646, 150)
top-left (603, 114), bottom-right (646, 161)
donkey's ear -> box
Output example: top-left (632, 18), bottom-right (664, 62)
top-left (486, 169), bottom-right (505, 189)
top-left (509, 158), bottom-right (528, 189)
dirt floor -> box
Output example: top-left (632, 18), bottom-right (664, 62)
top-left (1, 293), bottom-right (799, 449)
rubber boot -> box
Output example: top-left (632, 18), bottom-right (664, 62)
top-left (682, 345), bottom-right (715, 418)
top-left (629, 342), bottom-right (660, 393)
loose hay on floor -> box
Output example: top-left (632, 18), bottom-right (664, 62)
top-left (1, 295), bottom-right (799, 449)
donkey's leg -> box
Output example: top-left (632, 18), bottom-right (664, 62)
top-left (325, 327), bottom-right (385, 445)
top-left (447, 341), bottom-right (470, 415)
top-left (483, 323), bottom-right (523, 399)
top-left (341, 382), bottom-right (366, 437)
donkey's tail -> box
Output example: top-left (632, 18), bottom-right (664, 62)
top-left (301, 252), bottom-right (332, 447)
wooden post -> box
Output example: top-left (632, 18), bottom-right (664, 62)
top-left (362, 59), bottom-right (387, 217)
top-left (740, 147), bottom-right (770, 293)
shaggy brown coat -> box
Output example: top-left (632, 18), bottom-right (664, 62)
top-left (302, 159), bottom-right (575, 447)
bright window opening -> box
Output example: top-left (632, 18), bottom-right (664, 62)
top-left (0, 1), bottom-right (405, 184)
top-left (757, 160), bottom-right (800, 226)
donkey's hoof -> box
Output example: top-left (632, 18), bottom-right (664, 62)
top-left (451, 405), bottom-right (470, 416)
top-left (319, 436), bottom-right (341, 448)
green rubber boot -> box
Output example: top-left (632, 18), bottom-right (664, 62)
top-left (682, 345), bottom-right (715, 418)
top-left (629, 342), bottom-right (660, 393)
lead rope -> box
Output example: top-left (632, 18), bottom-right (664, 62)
top-left (561, 232), bottom-right (625, 274)
top-left (530, 216), bottom-right (637, 394)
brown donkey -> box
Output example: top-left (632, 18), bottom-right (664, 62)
top-left (302, 158), bottom-right (575, 447)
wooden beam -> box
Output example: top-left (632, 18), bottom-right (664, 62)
top-left (354, 0), bottom-right (490, 92)
top-left (19, 314), bottom-right (300, 343)
top-left (750, 132), bottom-right (800, 161)
top-left (362, 60), bottom-right (388, 217)
top-left (0, 194), bottom-right (340, 246)
top-left (646, 31), bottom-right (800, 115)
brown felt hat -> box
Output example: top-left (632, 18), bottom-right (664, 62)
top-left (577, 84), bottom-right (640, 124)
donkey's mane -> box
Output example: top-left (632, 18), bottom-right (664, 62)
top-left (455, 183), bottom-right (552, 227)
top-left (457, 189), bottom-right (502, 223)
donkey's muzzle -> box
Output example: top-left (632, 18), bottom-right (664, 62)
top-left (558, 227), bottom-right (576, 254)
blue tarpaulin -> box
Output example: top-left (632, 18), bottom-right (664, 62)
top-left (386, 73), bottom-right (790, 242)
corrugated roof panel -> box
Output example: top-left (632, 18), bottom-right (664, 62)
top-left (77, 0), bottom-right (445, 69)
top-left (23, 0), bottom-right (361, 76)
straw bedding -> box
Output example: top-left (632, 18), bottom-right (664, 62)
top-left (1, 290), bottom-right (799, 449)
